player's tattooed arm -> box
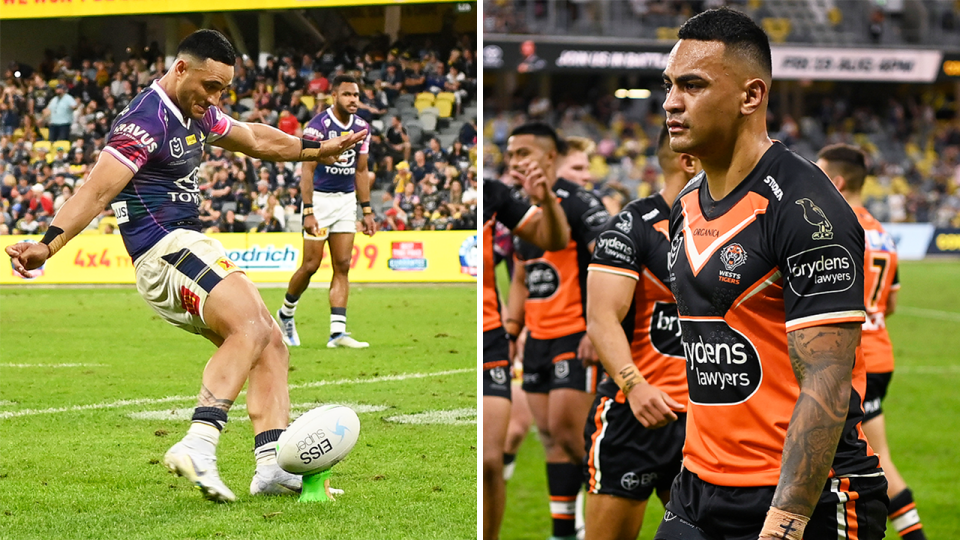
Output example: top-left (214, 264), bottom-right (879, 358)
top-left (198, 384), bottom-right (235, 412)
top-left (771, 322), bottom-right (861, 517)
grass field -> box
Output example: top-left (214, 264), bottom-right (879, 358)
top-left (499, 259), bottom-right (960, 540)
top-left (0, 284), bottom-right (477, 540)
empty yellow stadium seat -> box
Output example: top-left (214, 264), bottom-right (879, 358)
top-left (436, 92), bottom-right (456, 105)
top-left (436, 100), bottom-right (453, 118)
top-left (762, 18), bottom-right (791, 43)
top-left (52, 140), bottom-right (71, 154)
top-left (300, 94), bottom-right (315, 111)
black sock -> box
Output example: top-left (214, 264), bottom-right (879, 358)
top-left (889, 488), bottom-right (926, 540)
top-left (503, 453), bottom-right (517, 481)
top-left (280, 293), bottom-right (300, 318)
top-left (191, 407), bottom-right (227, 431)
top-left (546, 462), bottom-right (580, 538)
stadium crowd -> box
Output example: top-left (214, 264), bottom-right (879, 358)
top-left (484, 90), bottom-right (960, 227)
top-left (0, 33), bottom-right (479, 236)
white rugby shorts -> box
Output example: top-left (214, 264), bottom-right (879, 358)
top-left (134, 229), bottom-right (242, 334)
top-left (303, 191), bottom-right (358, 241)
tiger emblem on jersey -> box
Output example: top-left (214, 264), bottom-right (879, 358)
top-left (720, 243), bottom-right (747, 272)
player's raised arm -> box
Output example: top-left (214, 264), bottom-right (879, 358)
top-left (213, 119), bottom-right (367, 165)
top-left (6, 151), bottom-right (133, 275)
top-left (509, 162), bottom-right (569, 251)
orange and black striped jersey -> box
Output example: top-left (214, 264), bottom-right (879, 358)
top-left (587, 194), bottom-right (688, 406)
top-left (516, 178), bottom-right (610, 340)
top-left (668, 142), bottom-right (877, 487)
top-left (855, 206), bottom-right (899, 374)
top-left (483, 180), bottom-right (537, 333)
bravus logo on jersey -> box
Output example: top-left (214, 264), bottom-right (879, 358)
top-left (525, 261), bottom-right (560, 299)
top-left (680, 320), bottom-right (763, 405)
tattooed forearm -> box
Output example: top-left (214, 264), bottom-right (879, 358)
top-left (772, 323), bottom-right (861, 517)
top-left (198, 384), bottom-right (235, 412)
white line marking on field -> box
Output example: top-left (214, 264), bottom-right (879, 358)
top-left (0, 368), bottom-right (473, 420)
top-left (0, 400), bottom-right (17, 406)
top-left (127, 403), bottom-right (389, 422)
top-left (896, 365), bottom-right (960, 374)
top-left (385, 408), bottom-right (477, 425)
top-left (897, 306), bottom-right (960, 323)
top-left (0, 363), bottom-right (108, 368)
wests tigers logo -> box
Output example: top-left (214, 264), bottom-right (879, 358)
top-left (720, 243), bottom-right (747, 272)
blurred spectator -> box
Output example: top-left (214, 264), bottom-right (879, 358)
top-left (219, 209), bottom-right (247, 233)
top-left (386, 116), bottom-right (412, 163)
top-left (409, 204), bottom-right (430, 230)
top-left (394, 181), bottom-right (419, 216)
top-left (255, 207), bottom-right (284, 232)
top-left (411, 150), bottom-right (435, 183)
top-left (44, 84), bottom-right (77, 142)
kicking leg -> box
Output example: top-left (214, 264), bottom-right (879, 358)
top-left (165, 272), bottom-right (278, 502)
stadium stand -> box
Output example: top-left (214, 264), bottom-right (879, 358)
top-left (1, 34), bottom-right (477, 235)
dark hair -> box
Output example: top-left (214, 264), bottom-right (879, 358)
top-left (177, 30), bottom-right (237, 66)
top-left (657, 124), bottom-right (671, 154)
top-left (332, 75), bottom-right (359, 90)
top-left (817, 144), bottom-right (867, 192)
top-left (509, 122), bottom-right (567, 154)
top-left (678, 8), bottom-right (772, 79)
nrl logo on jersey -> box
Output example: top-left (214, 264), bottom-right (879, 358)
top-left (169, 137), bottom-right (184, 158)
top-left (796, 198), bottom-right (834, 240)
top-left (615, 211), bottom-right (633, 233)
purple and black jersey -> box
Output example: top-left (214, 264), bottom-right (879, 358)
top-left (105, 81), bottom-right (233, 261)
top-left (302, 109), bottom-right (370, 194)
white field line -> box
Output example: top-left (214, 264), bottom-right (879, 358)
top-left (0, 363), bottom-right (108, 368)
top-left (897, 306), bottom-right (960, 323)
top-left (0, 368), bottom-right (473, 420)
top-left (896, 365), bottom-right (960, 374)
top-left (127, 403), bottom-right (389, 422)
top-left (0, 400), bottom-right (16, 406)
top-left (385, 408), bottom-right (477, 425)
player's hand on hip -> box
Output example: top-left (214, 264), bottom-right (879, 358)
top-left (361, 214), bottom-right (378, 236)
top-left (626, 383), bottom-right (683, 429)
top-left (303, 214), bottom-right (320, 237)
top-left (6, 241), bottom-right (50, 277)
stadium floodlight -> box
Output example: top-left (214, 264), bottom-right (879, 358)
top-left (615, 89), bottom-right (651, 99)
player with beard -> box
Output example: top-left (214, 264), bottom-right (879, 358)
top-left (505, 123), bottom-right (610, 540)
top-left (483, 166), bottom-right (570, 540)
top-left (583, 126), bottom-right (698, 540)
top-left (276, 75), bottom-right (376, 349)
top-left (6, 30), bottom-right (365, 503)
top-left (816, 144), bottom-right (927, 540)
top-left (655, 9), bottom-right (887, 539)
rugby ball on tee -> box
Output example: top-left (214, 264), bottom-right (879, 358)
top-left (277, 405), bottom-right (360, 475)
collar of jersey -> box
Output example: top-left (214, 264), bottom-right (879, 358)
top-left (698, 141), bottom-right (785, 220)
top-left (327, 109), bottom-right (353, 130)
top-left (150, 81), bottom-right (190, 130)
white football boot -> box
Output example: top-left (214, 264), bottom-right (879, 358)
top-left (327, 332), bottom-right (369, 349)
top-left (164, 439), bottom-right (236, 502)
top-left (250, 463), bottom-right (303, 496)
top-left (277, 310), bottom-right (300, 347)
